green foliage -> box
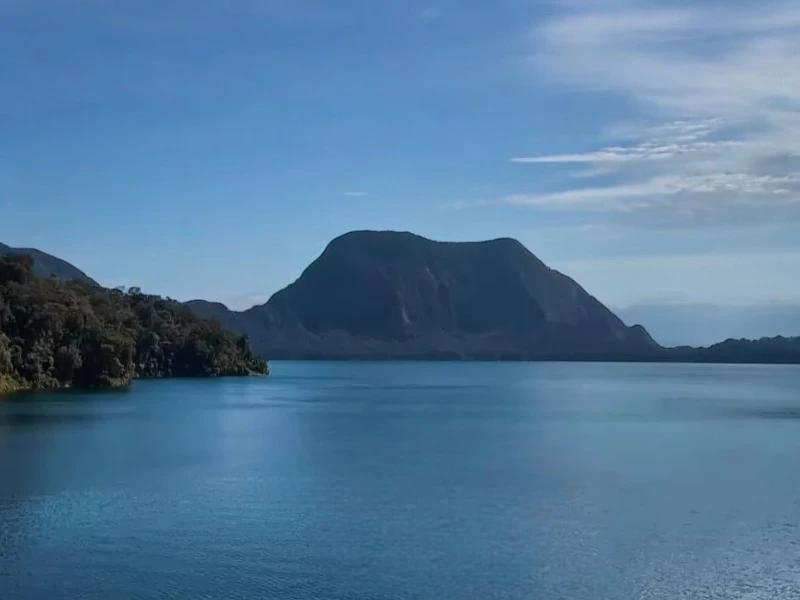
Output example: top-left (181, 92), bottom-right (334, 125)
top-left (0, 255), bottom-right (267, 392)
top-left (0, 254), bottom-right (33, 285)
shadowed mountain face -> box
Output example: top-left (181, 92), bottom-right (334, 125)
top-left (0, 243), bottom-right (97, 285)
top-left (189, 231), bottom-right (659, 359)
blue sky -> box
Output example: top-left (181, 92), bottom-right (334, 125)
top-left (2, 0), bottom-right (800, 311)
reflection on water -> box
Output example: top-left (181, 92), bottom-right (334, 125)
top-left (1, 362), bottom-right (800, 600)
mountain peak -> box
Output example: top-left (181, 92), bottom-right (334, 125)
top-left (193, 230), bottom-right (659, 359)
top-left (326, 230), bottom-right (527, 250)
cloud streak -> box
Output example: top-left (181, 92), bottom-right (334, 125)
top-left (511, 120), bottom-right (744, 165)
top-left (508, 0), bottom-right (800, 227)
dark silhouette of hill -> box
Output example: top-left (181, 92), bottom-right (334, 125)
top-left (670, 336), bottom-right (800, 364)
top-left (189, 231), bottom-right (660, 360)
top-left (0, 242), bottom-right (97, 285)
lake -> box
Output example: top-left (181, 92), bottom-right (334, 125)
top-left (1, 362), bottom-right (799, 599)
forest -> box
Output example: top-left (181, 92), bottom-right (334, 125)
top-left (0, 254), bottom-right (267, 393)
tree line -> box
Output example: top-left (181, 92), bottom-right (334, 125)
top-left (0, 254), bottom-right (267, 393)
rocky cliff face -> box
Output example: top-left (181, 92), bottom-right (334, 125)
top-left (190, 231), bottom-right (659, 359)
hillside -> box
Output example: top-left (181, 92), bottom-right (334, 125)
top-left (0, 242), bottom-right (97, 285)
top-left (671, 336), bottom-right (800, 364)
top-left (190, 231), bottom-right (660, 360)
top-left (0, 254), bottom-right (267, 393)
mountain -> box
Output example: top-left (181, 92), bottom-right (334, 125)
top-left (672, 336), bottom-right (800, 363)
top-left (0, 242), bottom-right (97, 285)
top-left (617, 303), bottom-right (800, 348)
top-left (189, 231), bottom-right (659, 360)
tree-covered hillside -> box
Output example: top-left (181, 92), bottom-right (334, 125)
top-left (0, 254), bottom-right (267, 393)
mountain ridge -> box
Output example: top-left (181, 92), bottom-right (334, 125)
top-left (617, 303), bottom-right (800, 348)
top-left (189, 230), bottom-right (659, 360)
top-left (0, 242), bottom-right (97, 285)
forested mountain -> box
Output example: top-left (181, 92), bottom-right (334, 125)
top-left (671, 336), bottom-right (800, 364)
top-left (189, 231), bottom-right (660, 360)
top-left (0, 254), bottom-right (267, 393)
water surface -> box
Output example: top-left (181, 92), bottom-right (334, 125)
top-left (1, 362), bottom-right (799, 599)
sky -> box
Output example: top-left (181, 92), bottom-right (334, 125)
top-left (2, 0), bottom-right (800, 313)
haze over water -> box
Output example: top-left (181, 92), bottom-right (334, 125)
top-left (2, 362), bottom-right (799, 599)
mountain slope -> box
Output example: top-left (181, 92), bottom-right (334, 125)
top-left (190, 231), bottom-right (659, 359)
top-left (0, 242), bottom-right (97, 285)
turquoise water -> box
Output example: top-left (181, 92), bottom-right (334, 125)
top-left (1, 362), bottom-right (800, 599)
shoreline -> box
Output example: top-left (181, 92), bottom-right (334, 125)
top-left (0, 369), bottom-right (269, 400)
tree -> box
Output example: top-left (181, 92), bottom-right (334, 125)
top-left (0, 254), bottom-right (33, 285)
top-left (0, 254), bottom-right (267, 392)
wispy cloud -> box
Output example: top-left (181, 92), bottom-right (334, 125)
top-left (506, 174), bottom-right (800, 207)
top-left (420, 7), bottom-right (441, 21)
top-left (344, 191), bottom-right (367, 198)
top-left (508, 0), bottom-right (800, 227)
top-left (447, 198), bottom-right (495, 210)
top-left (511, 120), bottom-right (742, 164)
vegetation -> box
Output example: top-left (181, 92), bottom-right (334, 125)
top-left (671, 335), bottom-right (800, 364)
top-left (0, 254), bottom-right (267, 393)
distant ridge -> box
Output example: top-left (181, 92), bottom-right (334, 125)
top-left (617, 303), bottom-right (800, 348)
top-left (0, 242), bottom-right (97, 285)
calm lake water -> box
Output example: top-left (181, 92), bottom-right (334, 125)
top-left (1, 362), bottom-right (800, 599)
